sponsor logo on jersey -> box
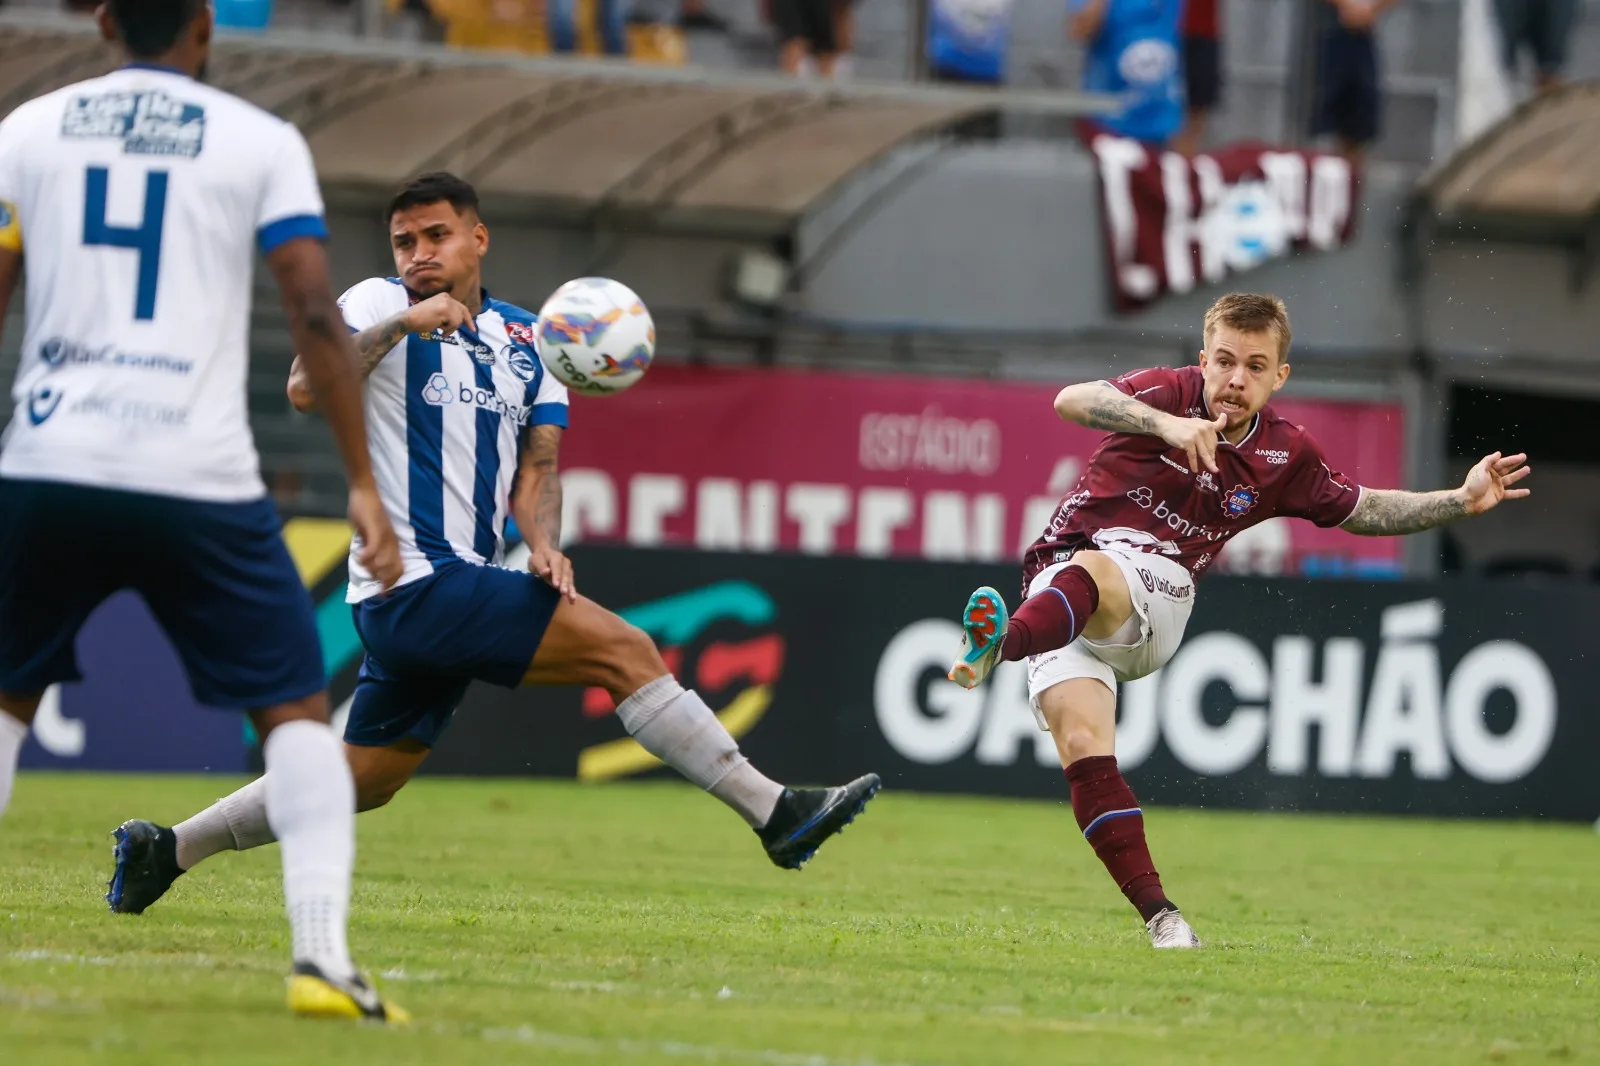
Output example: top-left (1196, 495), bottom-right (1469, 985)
top-left (506, 322), bottom-right (538, 347)
top-left (26, 384), bottom-right (63, 426)
top-left (420, 373), bottom-right (533, 424)
top-left (62, 90), bottom-right (205, 158)
top-left (1222, 484), bottom-right (1259, 518)
top-left (1125, 487), bottom-right (1224, 542)
top-left (1258, 448), bottom-right (1290, 465)
top-left (38, 337), bottom-right (192, 376)
top-left (1136, 566), bottom-right (1193, 601)
top-left (1196, 471), bottom-right (1217, 492)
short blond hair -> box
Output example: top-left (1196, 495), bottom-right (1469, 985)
top-left (1202, 293), bottom-right (1292, 363)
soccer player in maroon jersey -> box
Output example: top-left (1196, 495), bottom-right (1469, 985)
top-left (947, 293), bottom-right (1530, 948)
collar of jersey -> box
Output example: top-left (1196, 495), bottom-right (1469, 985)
top-left (119, 62), bottom-right (192, 78)
top-left (1201, 397), bottom-right (1261, 450)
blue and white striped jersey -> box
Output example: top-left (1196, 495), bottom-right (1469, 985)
top-left (337, 277), bottom-right (569, 602)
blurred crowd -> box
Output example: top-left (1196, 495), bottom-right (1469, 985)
top-left (29, 0), bottom-right (1585, 157)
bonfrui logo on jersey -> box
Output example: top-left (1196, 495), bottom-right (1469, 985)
top-left (62, 90), bottom-right (205, 158)
top-left (592, 344), bottom-right (654, 379)
top-left (1223, 484), bottom-right (1259, 518)
top-left (578, 582), bottom-right (783, 782)
top-left (420, 373), bottom-right (533, 423)
top-left (541, 310), bottom-right (621, 347)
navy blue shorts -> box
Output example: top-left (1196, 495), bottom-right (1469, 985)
top-left (0, 478), bottom-right (324, 709)
top-left (344, 561), bottom-right (561, 749)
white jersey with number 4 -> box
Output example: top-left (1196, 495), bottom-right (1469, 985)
top-left (0, 64), bottom-right (328, 502)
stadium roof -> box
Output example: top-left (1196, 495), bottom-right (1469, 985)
top-left (1414, 82), bottom-right (1600, 239)
top-left (0, 11), bottom-right (1111, 237)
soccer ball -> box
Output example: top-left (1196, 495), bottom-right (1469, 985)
top-left (535, 277), bottom-right (655, 396)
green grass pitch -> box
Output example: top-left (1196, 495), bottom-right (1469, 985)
top-left (2, 772), bottom-right (1597, 1065)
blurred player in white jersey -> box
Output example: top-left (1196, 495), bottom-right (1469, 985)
top-left (0, 0), bottom-right (408, 1021)
top-left (110, 172), bottom-right (881, 913)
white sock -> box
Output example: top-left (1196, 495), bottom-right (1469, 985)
top-left (174, 776), bottom-right (277, 870)
top-left (0, 710), bottom-right (29, 821)
top-left (263, 720), bottom-right (355, 979)
top-left (615, 675), bottom-right (784, 828)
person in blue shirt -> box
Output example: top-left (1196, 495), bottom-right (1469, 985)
top-left (1070, 0), bottom-right (1185, 146)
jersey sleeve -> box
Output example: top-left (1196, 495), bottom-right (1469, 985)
top-left (1105, 366), bottom-right (1188, 416)
top-left (336, 278), bottom-right (400, 335)
top-left (256, 123), bottom-right (328, 256)
top-left (529, 367), bottom-right (570, 429)
top-left (1276, 432), bottom-right (1364, 527)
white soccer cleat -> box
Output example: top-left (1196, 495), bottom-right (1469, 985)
top-left (1146, 908), bottom-right (1202, 949)
top-left (947, 586), bottom-right (1009, 689)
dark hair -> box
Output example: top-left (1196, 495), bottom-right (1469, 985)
top-left (108, 0), bottom-right (205, 59)
top-left (386, 172), bottom-right (481, 223)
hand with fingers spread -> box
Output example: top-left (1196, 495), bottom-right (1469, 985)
top-left (1157, 410), bottom-right (1230, 474)
top-left (405, 291), bottom-right (476, 337)
top-left (1458, 451), bottom-right (1532, 515)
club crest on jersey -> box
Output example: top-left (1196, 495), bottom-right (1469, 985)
top-left (1222, 484), bottom-right (1258, 518)
top-left (504, 347), bottom-right (537, 382)
top-left (62, 90), bottom-right (205, 158)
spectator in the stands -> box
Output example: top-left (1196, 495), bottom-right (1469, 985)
top-left (927, 0), bottom-right (1014, 87)
top-left (1069, 0), bottom-right (1184, 147)
top-left (1310, 0), bottom-right (1398, 161)
top-left (1171, 0), bottom-right (1221, 154)
top-left (1493, 0), bottom-right (1577, 93)
top-left (773, 0), bottom-right (843, 76)
top-left (549, 0), bottom-right (628, 53)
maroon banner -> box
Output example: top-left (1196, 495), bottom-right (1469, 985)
top-left (1088, 133), bottom-right (1362, 313)
top-left (557, 365), bottom-right (1405, 576)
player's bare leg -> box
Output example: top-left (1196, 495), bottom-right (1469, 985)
top-left (950, 551), bottom-right (1198, 947)
top-left (1037, 678), bottom-right (1199, 948)
top-left (0, 691), bottom-right (41, 821)
top-left (524, 595), bottom-right (880, 869)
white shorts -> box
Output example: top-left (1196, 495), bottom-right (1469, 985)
top-left (1025, 548), bottom-right (1196, 729)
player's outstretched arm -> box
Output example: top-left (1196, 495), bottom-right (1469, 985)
top-left (267, 237), bottom-right (402, 588)
top-left (512, 424), bottom-right (576, 602)
top-left (1341, 451), bottom-right (1531, 536)
top-left (1055, 380), bottom-right (1229, 473)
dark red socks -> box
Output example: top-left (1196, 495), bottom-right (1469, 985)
top-left (999, 565), bottom-right (1100, 661)
top-left (1064, 755), bottom-right (1172, 922)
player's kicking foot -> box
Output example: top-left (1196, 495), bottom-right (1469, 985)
top-left (1147, 907), bottom-right (1201, 948)
top-left (287, 961), bottom-right (410, 1023)
top-left (948, 586), bottom-right (1008, 689)
top-left (758, 773), bottom-right (882, 870)
top-left (106, 820), bottom-right (184, 915)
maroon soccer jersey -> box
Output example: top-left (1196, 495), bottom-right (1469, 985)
top-left (1022, 365), bottom-right (1363, 588)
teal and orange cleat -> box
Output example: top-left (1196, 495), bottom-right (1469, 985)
top-left (947, 586), bottom-right (1009, 689)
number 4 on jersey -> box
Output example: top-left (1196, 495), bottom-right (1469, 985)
top-left (82, 166), bottom-right (168, 322)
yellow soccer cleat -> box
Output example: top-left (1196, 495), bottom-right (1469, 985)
top-left (287, 961), bottom-right (411, 1024)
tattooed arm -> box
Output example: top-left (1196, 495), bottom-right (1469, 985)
top-left (1055, 379), bottom-right (1230, 474)
top-left (1054, 380), bottom-right (1169, 435)
top-left (1341, 451), bottom-right (1532, 536)
top-left (286, 291), bottom-right (475, 413)
top-left (512, 424), bottom-right (576, 602)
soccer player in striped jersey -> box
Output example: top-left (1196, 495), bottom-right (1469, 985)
top-left (0, 0), bottom-right (406, 1020)
top-left (111, 172), bottom-right (880, 915)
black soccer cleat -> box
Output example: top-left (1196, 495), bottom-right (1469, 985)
top-left (106, 819), bottom-right (184, 915)
top-left (757, 773), bottom-right (882, 870)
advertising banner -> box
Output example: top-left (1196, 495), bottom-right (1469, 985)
top-left (558, 364), bottom-right (1405, 577)
top-left (422, 547), bottom-right (1600, 823)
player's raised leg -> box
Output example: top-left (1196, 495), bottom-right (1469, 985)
top-left (523, 595), bottom-right (880, 870)
top-left (949, 550), bottom-right (1122, 688)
